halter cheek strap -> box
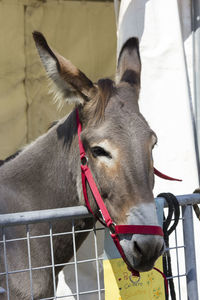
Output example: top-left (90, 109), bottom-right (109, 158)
top-left (76, 109), bottom-right (170, 292)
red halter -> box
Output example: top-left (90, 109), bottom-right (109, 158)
top-left (76, 109), bottom-right (174, 292)
top-left (154, 168), bottom-right (182, 182)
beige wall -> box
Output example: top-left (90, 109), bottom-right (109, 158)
top-left (0, 0), bottom-right (116, 158)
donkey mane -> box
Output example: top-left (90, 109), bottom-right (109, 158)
top-left (82, 78), bottom-right (115, 125)
top-left (0, 150), bottom-right (21, 167)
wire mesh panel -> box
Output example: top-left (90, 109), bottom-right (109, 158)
top-left (161, 195), bottom-right (199, 300)
top-left (0, 194), bottom-right (199, 300)
top-left (0, 217), bottom-right (105, 300)
top-left (165, 207), bottom-right (187, 300)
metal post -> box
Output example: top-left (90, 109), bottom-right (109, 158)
top-left (182, 205), bottom-right (199, 300)
top-left (192, 0), bottom-right (200, 161)
top-left (114, 0), bottom-right (120, 26)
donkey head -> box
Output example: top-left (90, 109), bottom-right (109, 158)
top-left (33, 32), bottom-right (164, 272)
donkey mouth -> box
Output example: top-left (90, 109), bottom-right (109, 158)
top-left (126, 251), bottom-right (158, 272)
top-left (131, 258), bottom-right (157, 272)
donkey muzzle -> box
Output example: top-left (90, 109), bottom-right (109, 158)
top-left (119, 232), bottom-right (164, 272)
top-left (120, 202), bottom-right (165, 271)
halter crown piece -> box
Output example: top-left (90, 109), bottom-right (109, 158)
top-left (76, 109), bottom-right (176, 294)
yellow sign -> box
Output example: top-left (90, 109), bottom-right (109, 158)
top-left (103, 256), bottom-right (165, 300)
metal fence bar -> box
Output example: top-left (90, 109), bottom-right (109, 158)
top-left (72, 219), bottom-right (79, 300)
top-left (0, 257), bottom-right (104, 277)
top-left (3, 227), bottom-right (9, 300)
top-left (0, 206), bottom-right (90, 226)
top-left (26, 224), bottom-right (34, 300)
top-left (39, 288), bottom-right (106, 300)
top-left (0, 194), bottom-right (200, 227)
top-left (182, 205), bottom-right (199, 300)
top-left (167, 273), bottom-right (186, 280)
top-left (49, 223), bottom-right (57, 299)
top-left (192, 0), bottom-right (200, 162)
top-left (93, 223), bottom-right (102, 300)
top-left (161, 193), bottom-right (200, 207)
top-left (174, 227), bottom-right (181, 300)
top-left (0, 227), bottom-right (103, 244)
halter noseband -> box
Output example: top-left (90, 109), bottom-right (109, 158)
top-left (76, 109), bottom-right (181, 292)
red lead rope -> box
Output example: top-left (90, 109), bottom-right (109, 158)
top-left (76, 109), bottom-right (171, 293)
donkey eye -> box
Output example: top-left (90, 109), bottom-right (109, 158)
top-left (91, 146), bottom-right (112, 159)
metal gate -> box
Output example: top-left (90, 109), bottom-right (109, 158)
top-left (0, 194), bottom-right (199, 300)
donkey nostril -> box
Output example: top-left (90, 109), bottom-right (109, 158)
top-left (134, 241), bottom-right (143, 255)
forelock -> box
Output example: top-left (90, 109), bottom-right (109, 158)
top-left (82, 78), bottom-right (115, 125)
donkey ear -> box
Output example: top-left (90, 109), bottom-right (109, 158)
top-left (32, 31), bottom-right (97, 104)
top-left (116, 38), bottom-right (141, 92)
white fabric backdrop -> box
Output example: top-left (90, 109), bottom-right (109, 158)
top-left (57, 0), bottom-right (200, 298)
top-left (117, 0), bottom-right (200, 297)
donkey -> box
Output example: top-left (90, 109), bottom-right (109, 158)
top-left (0, 32), bottom-right (164, 299)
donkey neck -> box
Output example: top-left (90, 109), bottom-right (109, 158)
top-left (0, 110), bottom-right (80, 212)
